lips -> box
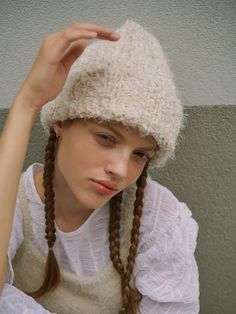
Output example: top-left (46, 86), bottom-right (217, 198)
top-left (91, 179), bottom-right (118, 191)
top-left (90, 180), bottom-right (117, 196)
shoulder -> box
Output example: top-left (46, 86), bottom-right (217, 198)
top-left (144, 174), bottom-right (183, 209)
top-left (140, 175), bottom-right (192, 239)
top-left (21, 162), bottom-right (44, 202)
top-left (11, 162), bottom-right (43, 246)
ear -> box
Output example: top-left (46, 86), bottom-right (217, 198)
top-left (53, 121), bottom-right (63, 137)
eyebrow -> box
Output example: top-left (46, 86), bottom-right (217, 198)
top-left (99, 123), bottom-right (156, 152)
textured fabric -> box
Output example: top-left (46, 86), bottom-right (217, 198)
top-left (0, 284), bottom-right (54, 314)
top-left (11, 168), bottom-right (136, 314)
top-left (40, 20), bottom-right (185, 169)
top-left (1, 163), bottom-right (200, 313)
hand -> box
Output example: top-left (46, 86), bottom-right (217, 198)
top-left (17, 22), bottom-right (120, 111)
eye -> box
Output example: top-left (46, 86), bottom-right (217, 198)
top-left (97, 134), bottom-right (115, 143)
top-left (135, 151), bottom-right (151, 161)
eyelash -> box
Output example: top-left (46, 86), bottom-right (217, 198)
top-left (97, 134), bottom-right (151, 161)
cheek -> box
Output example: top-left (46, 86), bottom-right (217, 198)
top-left (56, 135), bottom-right (103, 174)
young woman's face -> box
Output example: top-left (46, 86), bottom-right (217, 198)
top-left (53, 119), bottom-right (157, 211)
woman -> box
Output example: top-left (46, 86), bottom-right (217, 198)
top-left (0, 20), bottom-right (199, 313)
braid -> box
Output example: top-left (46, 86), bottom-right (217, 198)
top-left (109, 162), bottom-right (149, 314)
top-left (43, 127), bottom-right (57, 249)
top-left (109, 191), bottom-right (125, 275)
top-left (121, 164), bottom-right (148, 313)
top-left (25, 127), bottom-right (61, 298)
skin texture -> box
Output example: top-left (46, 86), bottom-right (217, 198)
top-left (34, 118), bottom-right (156, 232)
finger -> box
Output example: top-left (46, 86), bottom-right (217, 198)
top-left (51, 27), bottom-right (119, 64)
top-left (71, 22), bottom-right (116, 36)
top-left (58, 29), bottom-right (98, 51)
top-left (62, 23), bottom-right (120, 42)
top-left (71, 22), bottom-right (120, 40)
top-left (61, 39), bottom-right (87, 71)
top-left (48, 30), bottom-right (98, 63)
top-left (97, 32), bottom-right (120, 41)
top-left (60, 27), bottom-right (120, 71)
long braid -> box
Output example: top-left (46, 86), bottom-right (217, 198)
top-left (109, 191), bottom-right (125, 275)
top-left (26, 127), bottom-right (61, 298)
top-left (109, 162), bottom-right (149, 314)
top-left (121, 163), bottom-right (148, 313)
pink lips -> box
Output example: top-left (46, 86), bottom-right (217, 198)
top-left (92, 179), bottom-right (118, 191)
top-left (90, 180), bottom-right (118, 196)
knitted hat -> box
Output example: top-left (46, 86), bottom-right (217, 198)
top-left (40, 19), bottom-right (186, 168)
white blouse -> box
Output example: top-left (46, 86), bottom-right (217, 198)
top-left (0, 163), bottom-right (200, 313)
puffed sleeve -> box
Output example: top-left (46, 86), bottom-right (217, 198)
top-left (0, 284), bottom-right (56, 313)
top-left (133, 179), bottom-right (200, 314)
top-left (1, 195), bottom-right (56, 313)
top-left (6, 197), bottom-right (24, 284)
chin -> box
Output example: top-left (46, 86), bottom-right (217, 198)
top-left (73, 188), bottom-right (111, 210)
top-left (85, 198), bottom-right (109, 211)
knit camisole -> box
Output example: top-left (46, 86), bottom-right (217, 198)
top-left (12, 174), bottom-right (138, 314)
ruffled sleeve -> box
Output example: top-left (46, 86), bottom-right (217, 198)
top-left (134, 179), bottom-right (200, 314)
top-left (0, 284), bottom-right (56, 313)
top-left (6, 196), bottom-right (24, 284)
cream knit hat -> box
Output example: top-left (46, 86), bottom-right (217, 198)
top-left (40, 19), bottom-right (186, 168)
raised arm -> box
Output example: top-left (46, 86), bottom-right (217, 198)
top-left (0, 22), bottom-right (120, 293)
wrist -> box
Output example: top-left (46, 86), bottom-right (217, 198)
top-left (13, 90), bottom-right (41, 117)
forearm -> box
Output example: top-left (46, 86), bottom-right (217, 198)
top-left (0, 92), bottom-right (38, 291)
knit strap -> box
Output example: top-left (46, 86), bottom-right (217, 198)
top-left (17, 174), bottom-right (32, 239)
top-left (120, 183), bottom-right (137, 288)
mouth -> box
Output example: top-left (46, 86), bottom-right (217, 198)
top-left (90, 180), bottom-right (117, 196)
top-left (91, 179), bottom-right (118, 191)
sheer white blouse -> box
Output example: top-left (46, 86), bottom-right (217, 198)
top-left (0, 163), bottom-right (200, 313)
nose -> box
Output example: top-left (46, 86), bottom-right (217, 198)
top-left (104, 153), bottom-right (129, 180)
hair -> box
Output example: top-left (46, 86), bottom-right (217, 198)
top-left (25, 123), bottom-right (150, 314)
